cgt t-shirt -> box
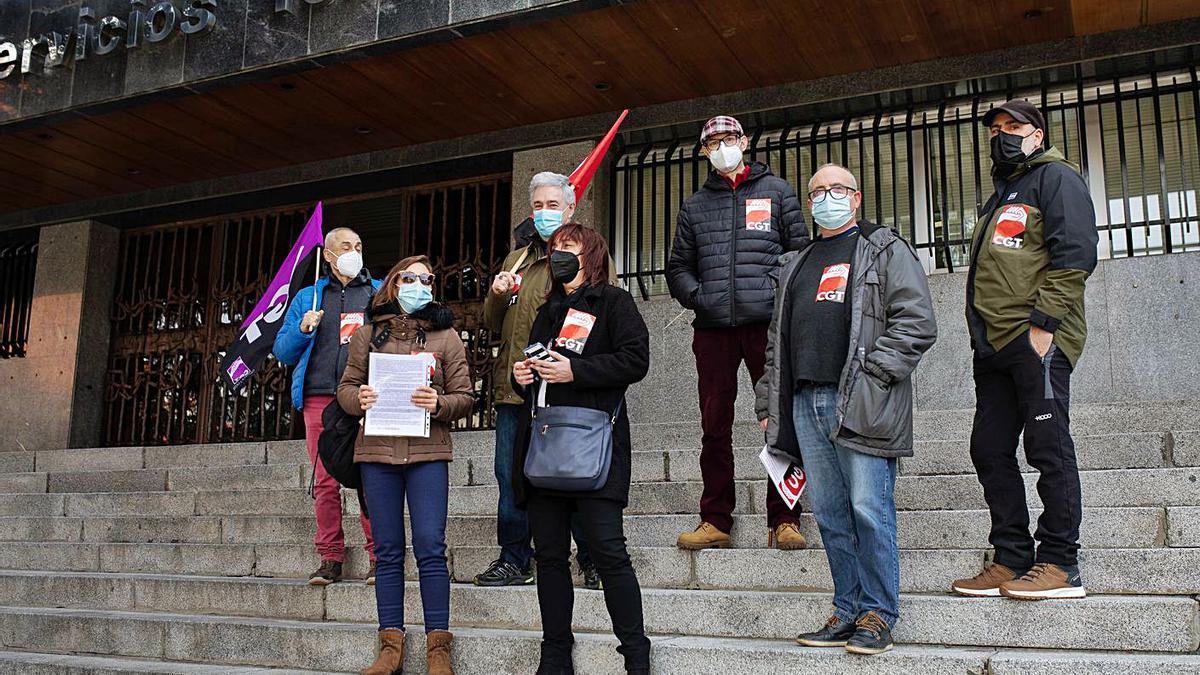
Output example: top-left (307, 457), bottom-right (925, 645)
top-left (787, 227), bottom-right (859, 385)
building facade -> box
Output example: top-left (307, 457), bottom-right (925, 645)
top-left (1, 1), bottom-right (1199, 451)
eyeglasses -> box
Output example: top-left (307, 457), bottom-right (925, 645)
top-left (808, 185), bottom-right (857, 203)
top-left (703, 134), bottom-right (742, 152)
top-left (398, 272), bottom-right (435, 286)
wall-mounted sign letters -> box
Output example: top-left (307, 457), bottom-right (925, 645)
top-left (0, 1), bottom-right (218, 80)
top-left (274, 0), bottom-right (330, 15)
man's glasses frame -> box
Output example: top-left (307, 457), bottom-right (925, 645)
top-left (703, 134), bottom-right (743, 152)
top-left (808, 184), bottom-right (858, 203)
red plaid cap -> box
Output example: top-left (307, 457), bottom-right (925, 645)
top-left (701, 115), bottom-right (743, 143)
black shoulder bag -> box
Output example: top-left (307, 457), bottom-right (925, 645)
top-left (315, 323), bottom-right (391, 514)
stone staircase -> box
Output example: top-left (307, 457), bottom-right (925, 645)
top-left (0, 402), bottom-right (1198, 673)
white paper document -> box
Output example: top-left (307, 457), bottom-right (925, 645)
top-left (759, 445), bottom-right (807, 510)
top-left (364, 353), bottom-right (435, 438)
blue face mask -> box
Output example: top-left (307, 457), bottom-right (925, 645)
top-left (811, 193), bottom-right (856, 231)
top-left (396, 282), bottom-right (433, 314)
top-left (533, 209), bottom-right (564, 240)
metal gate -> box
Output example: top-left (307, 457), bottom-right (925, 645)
top-left (612, 54), bottom-right (1200, 296)
top-left (103, 176), bottom-right (511, 446)
top-left (0, 229), bottom-right (38, 359)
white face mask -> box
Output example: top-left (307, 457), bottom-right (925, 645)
top-left (334, 250), bottom-right (363, 279)
top-left (708, 143), bottom-right (743, 173)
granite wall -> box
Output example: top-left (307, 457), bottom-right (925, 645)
top-left (626, 250), bottom-right (1200, 422)
top-left (0, 220), bottom-right (118, 452)
top-left (510, 140), bottom-right (612, 240)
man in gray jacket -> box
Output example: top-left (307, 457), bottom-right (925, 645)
top-left (755, 164), bottom-right (937, 655)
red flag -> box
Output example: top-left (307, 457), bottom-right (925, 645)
top-left (569, 109), bottom-right (629, 202)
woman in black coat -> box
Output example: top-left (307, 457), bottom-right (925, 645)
top-left (510, 223), bottom-right (651, 675)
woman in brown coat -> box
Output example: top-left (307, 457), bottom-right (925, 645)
top-left (338, 255), bottom-right (473, 675)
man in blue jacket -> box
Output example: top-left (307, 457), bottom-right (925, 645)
top-left (274, 227), bottom-right (381, 586)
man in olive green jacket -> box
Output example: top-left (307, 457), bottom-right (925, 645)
top-left (474, 171), bottom-right (615, 589)
top-left (953, 100), bottom-right (1098, 602)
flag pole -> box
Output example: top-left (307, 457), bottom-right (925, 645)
top-left (311, 247), bottom-right (321, 312)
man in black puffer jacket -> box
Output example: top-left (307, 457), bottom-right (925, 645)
top-left (668, 115), bottom-right (810, 551)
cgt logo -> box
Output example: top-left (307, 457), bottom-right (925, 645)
top-left (992, 205), bottom-right (1029, 250)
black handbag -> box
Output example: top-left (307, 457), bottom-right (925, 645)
top-left (523, 383), bottom-right (622, 491)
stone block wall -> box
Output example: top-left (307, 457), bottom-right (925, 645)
top-left (0, 221), bottom-right (118, 452)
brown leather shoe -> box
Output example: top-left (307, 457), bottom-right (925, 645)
top-left (951, 563), bottom-right (1021, 597)
top-left (1000, 563), bottom-right (1087, 600)
top-left (768, 523), bottom-right (807, 550)
top-left (308, 559), bottom-right (342, 586)
top-left (676, 522), bottom-right (731, 550)
top-left (366, 561), bottom-right (377, 586)
top-left (362, 628), bottom-right (404, 675)
top-left (426, 630), bottom-right (453, 675)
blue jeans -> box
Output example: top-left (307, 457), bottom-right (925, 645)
top-left (494, 404), bottom-right (591, 568)
top-left (361, 460), bottom-right (450, 632)
top-left (792, 384), bottom-right (900, 626)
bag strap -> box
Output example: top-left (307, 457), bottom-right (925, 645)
top-left (532, 380), bottom-right (625, 427)
top-left (507, 245), bottom-right (531, 275)
top-left (609, 398), bottom-right (624, 425)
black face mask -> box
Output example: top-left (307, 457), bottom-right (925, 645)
top-left (990, 130), bottom-right (1037, 172)
top-left (549, 250), bottom-right (581, 284)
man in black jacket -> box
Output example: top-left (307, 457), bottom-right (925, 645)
top-left (953, 100), bottom-right (1097, 601)
top-left (667, 115), bottom-right (810, 551)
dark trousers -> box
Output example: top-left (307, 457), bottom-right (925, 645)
top-left (494, 404), bottom-right (591, 569)
top-left (970, 332), bottom-right (1081, 568)
top-left (527, 492), bottom-right (651, 671)
top-left (360, 460), bottom-right (450, 632)
top-left (693, 324), bottom-right (802, 532)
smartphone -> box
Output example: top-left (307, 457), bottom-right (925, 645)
top-left (522, 342), bottom-right (553, 362)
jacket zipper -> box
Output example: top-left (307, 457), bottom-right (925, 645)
top-left (729, 183), bottom-right (738, 326)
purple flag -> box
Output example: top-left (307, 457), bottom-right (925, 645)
top-left (220, 203), bottom-right (325, 390)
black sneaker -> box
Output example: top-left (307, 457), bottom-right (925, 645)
top-left (579, 559), bottom-right (601, 591)
top-left (473, 559), bottom-right (534, 587)
top-left (796, 615), bottom-right (857, 647)
top-left (845, 611), bottom-right (894, 655)
top-left (307, 559), bottom-right (342, 586)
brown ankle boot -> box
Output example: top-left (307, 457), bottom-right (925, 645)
top-left (426, 630), bottom-right (453, 675)
top-left (362, 628), bottom-right (405, 675)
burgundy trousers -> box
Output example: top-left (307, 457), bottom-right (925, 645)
top-left (693, 324), bottom-right (802, 533)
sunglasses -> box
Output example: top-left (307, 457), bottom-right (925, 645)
top-left (398, 272), bottom-right (436, 286)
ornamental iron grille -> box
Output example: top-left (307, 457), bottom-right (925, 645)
top-left (103, 175), bottom-right (512, 446)
top-left (0, 228), bottom-right (38, 359)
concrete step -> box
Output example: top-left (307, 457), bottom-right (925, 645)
top-left (654, 638), bottom-right (1200, 675)
top-left (0, 472), bottom-right (48, 493)
top-left (0, 505), bottom-right (1172, 550)
top-left (4, 606), bottom-right (1199, 675)
top-left (0, 571), bottom-right (1196, 652)
top-left (2, 540), bottom-right (1194, 595)
top-left (4, 464), bottom-right (1194, 521)
top-left (894, 467), bottom-right (1200, 511)
top-left (329, 582), bottom-right (1200, 652)
top-left (1169, 506), bottom-right (1200, 546)
top-left (12, 400), bottom-right (1198, 479)
top-left (0, 650), bottom-right (339, 674)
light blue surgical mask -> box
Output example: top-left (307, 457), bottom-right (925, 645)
top-left (811, 193), bottom-right (856, 231)
top-left (397, 282), bottom-right (433, 314)
top-left (533, 209), bottom-right (564, 240)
